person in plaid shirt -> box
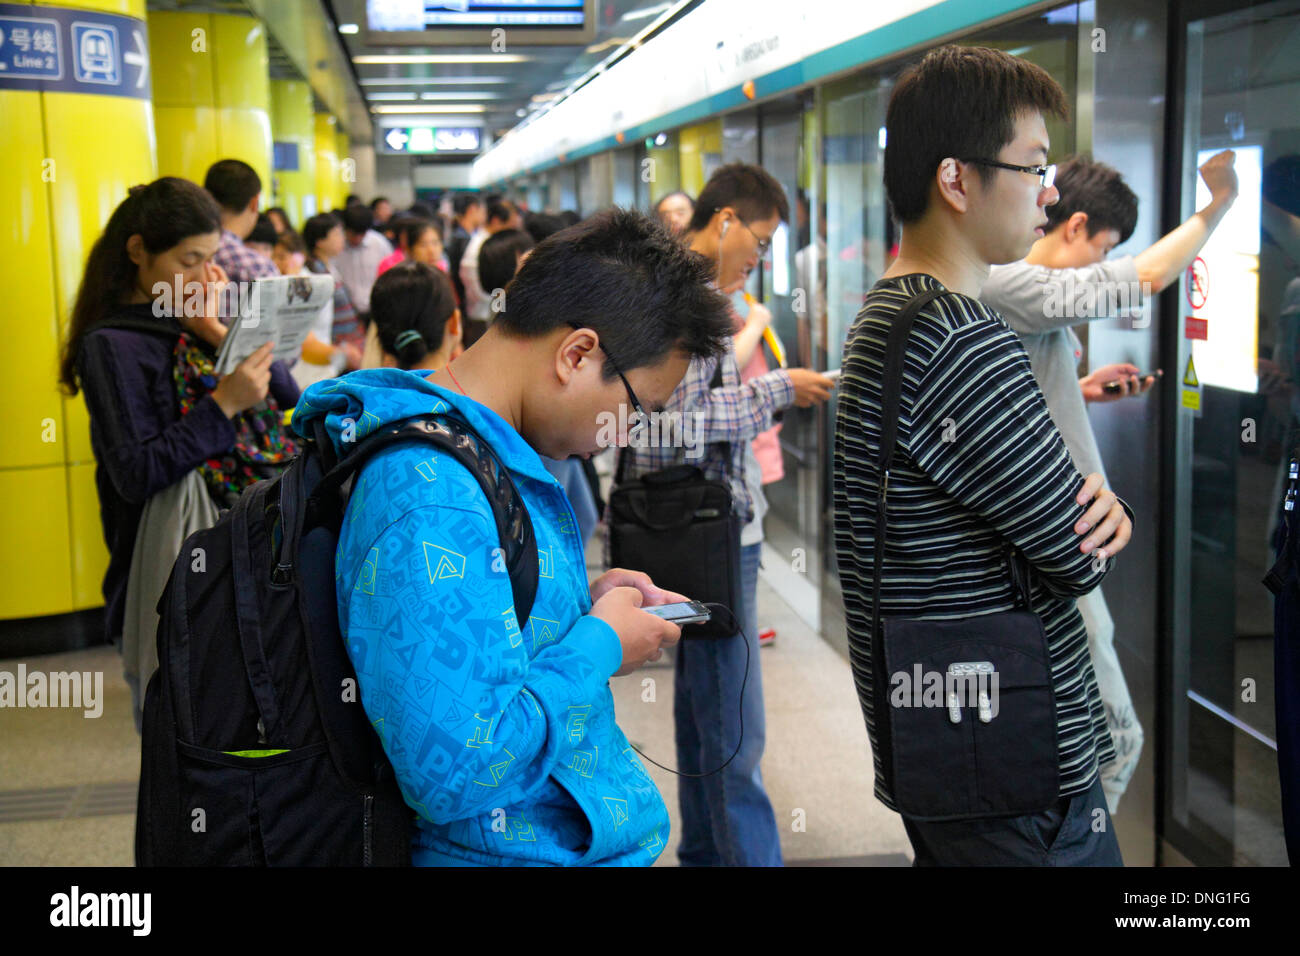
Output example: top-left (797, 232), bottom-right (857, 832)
top-left (610, 164), bottom-right (833, 866)
top-left (204, 159), bottom-right (279, 287)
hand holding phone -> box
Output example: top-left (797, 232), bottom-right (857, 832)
top-left (1101, 368), bottom-right (1162, 395)
top-left (642, 601), bottom-right (712, 625)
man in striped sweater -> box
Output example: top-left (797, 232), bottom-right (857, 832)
top-left (833, 45), bottom-right (1134, 865)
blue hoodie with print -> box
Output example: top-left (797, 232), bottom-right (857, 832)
top-left (291, 369), bottom-right (669, 866)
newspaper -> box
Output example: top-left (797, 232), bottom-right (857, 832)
top-left (213, 274), bottom-right (334, 375)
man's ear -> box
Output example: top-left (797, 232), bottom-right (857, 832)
top-left (554, 326), bottom-right (600, 387)
top-left (248, 193), bottom-right (261, 216)
top-left (1064, 210), bottom-right (1089, 243)
top-left (934, 158), bottom-right (970, 214)
top-left (125, 234), bottom-right (148, 268)
top-left (445, 309), bottom-right (462, 344)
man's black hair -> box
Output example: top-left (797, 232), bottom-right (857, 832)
top-left (884, 45), bottom-right (1069, 224)
top-left (204, 158), bottom-right (262, 214)
top-left (453, 193), bottom-right (482, 218)
top-left (1044, 157), bottom-right (1139, 243)
top-left (342, 204), bottom-right (374, 235)
top-left (246, 213), bottom-right (278, 247)
top-left (486, 198), bottom-right (516, 226)
top-left (302, 212), bottom-right (342, 256)
top-left (558, 210), bottom-right (581, 227)
top-left (495, 208), bottom-right (733, 379)
top-left (479, 228), bottom-right (536, 296)
top-left (687, 164), bottom-right (789, 233)
top-left (345, 194), bottom-right (363, 206)
top-left (524, 211), bottom-right (564, 243)
top-left (369, 196), bottom-right (390, 211)
top-left (407, 200), bottom-right (437, 218)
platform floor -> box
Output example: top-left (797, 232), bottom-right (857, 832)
top-left (0, 548), bottom-right (912, 866)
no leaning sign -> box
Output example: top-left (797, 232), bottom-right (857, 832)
top-left (0, 3), bottom-right (149, 99)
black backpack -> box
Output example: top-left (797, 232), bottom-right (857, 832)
top-left (135, 414), bottom-right (538, 866)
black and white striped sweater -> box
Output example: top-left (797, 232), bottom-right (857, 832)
top-left (832, 272), bottom-right (1119, 812)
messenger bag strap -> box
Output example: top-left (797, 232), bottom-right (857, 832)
top-left (870, 287), bottom-right (949, 646)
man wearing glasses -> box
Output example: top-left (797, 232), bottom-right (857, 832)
top-left (610, 162), bottom-right (834, 867)
top-left (297, 209), bottom-right (738, 866)
top-left (981, 151), bottom-right (1238, 815)
top-left (833, 45), bottom-right (1135, 865)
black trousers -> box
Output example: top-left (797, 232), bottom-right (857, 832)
top-left (902, 776), bottom-right (1123, 866)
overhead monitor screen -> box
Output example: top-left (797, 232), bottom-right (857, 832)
top-left (367, 0), bottom-right (586, 31)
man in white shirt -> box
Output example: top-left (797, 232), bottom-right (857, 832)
top-left (336, 204), bottom-right (394, 317)
top-left (460, 198), bottom-right (522, 321)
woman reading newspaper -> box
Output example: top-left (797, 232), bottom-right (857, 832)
top-left (58, 177), bottom-right (301, 727)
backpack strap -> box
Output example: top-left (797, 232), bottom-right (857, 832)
top-left (311, 415), bottom-right (539, 626)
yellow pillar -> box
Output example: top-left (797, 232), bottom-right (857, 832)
top-left (270, 78), bottom-right (316, 230)
top-left (150, 10), bottom-right (271, 191)
top-left (679, 118), bottom-right (722, 198)
top-left (314, 112), bottom-right (340, 212)
top-left (336, 128), bottom-right (352, 210)
top-left (1, 0), bottom-right (156, 621)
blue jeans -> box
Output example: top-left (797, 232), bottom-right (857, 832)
top-left (673, 542), bottom-right (782, 866)
top-left (902, 776), bottom-right (1123, 866)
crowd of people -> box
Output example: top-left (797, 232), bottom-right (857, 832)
top-left (58, 43), bottom-right (1244, 868)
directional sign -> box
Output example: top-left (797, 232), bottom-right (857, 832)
top-left (378, 124), bottom-right (481, 155)
top-left (0, 4), bottom-right (148, 98)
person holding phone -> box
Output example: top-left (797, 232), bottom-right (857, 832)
top-left (59, 177), bottom-right (300, 721)
top-left (293, 208), bottom-right (734, 865)
top-left (980, 151), bottom-right (1238, 812)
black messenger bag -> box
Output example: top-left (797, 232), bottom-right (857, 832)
top-left (871, 289), bottom-right (1060, 820)
top-left (607, 367), bottom-right (742, 638)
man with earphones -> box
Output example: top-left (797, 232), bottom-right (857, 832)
top-left (610, 163), bottom-right (834, 866)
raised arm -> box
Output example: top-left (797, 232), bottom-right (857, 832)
top-left (1134, 148), bottom-right (1237, 293)
top-left (669, 356), bottom-right (794, 446)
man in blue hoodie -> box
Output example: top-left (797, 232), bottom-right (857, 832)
top-left (292, 209), bottom-right (736, 865)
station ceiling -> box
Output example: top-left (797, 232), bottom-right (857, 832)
top-left (329, 0), bottom-right (696, 147)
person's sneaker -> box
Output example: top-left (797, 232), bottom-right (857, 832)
top-left (758, 627), bottom-right (776, 647)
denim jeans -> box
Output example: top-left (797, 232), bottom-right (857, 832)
top-left (902, 775), bottom-right (1123, 866)
top-left (673, 542), bottom-right (783, 866)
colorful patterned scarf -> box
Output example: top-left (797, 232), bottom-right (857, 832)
top-left (172, 332), bottom-right (299, 508)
